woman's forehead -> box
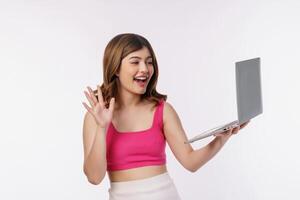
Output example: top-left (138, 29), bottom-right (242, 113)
top-left (126, 47), bottom-right (152, 59)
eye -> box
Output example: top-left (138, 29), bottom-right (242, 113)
top-left (147, 61), bottom-right (153, 65)
top-left (131, 62), bottom-right (139, 65)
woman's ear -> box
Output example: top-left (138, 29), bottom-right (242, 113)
top-left (115, 67), bottom-right (120, 78)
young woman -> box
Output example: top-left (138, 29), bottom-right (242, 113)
top-left (82, 33), bottom-right (250, 200)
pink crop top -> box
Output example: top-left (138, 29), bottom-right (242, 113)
top-left (105, 99), bottom-right (166, 171)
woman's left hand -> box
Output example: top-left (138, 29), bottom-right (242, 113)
top-left (213, 120), bottom-right (250, 140)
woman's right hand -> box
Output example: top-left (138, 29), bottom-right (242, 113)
top-left (82, 85), bottom-right (115, 129)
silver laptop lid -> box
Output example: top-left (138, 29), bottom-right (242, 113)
top-left (236, 57), bottom-right (263, 124)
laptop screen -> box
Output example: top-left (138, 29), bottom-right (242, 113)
top-left (235, 57), bottom-right (263, 124)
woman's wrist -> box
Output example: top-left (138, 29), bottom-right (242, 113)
top-left (96, 125), bottom-right (107, 134)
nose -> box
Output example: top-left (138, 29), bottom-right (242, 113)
top-left (139, 61), bottom-right (150, 73)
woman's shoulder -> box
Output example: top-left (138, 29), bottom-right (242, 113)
top-left (161, 100), bottom-right (179, 126)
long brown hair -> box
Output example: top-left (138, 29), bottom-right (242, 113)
top-left (94, 33), bottom-right (167, 108)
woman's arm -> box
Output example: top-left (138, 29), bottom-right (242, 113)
top-left (82, 85), bottom-right (115, 185)
top-left (82, 112), bottom-right (107, 185)
top-left (186, 136), bottom-right (230, 172)
top-left (163, 101), bottom-right (245, 172)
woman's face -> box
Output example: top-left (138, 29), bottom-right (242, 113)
top-left (116, 46), bottom-right (154, 95)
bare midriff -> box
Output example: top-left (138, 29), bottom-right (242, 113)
top-left (108, 165), bottom-right (167, 182)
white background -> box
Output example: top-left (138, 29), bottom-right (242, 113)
top-left (1, 0), bottom-right (299, 199)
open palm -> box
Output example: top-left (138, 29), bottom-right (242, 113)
top-left (82, 85), bottom-right (115, 128)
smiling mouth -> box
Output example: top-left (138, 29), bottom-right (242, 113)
top-left (133, 76), bottom-right (149, 88)
top-left (133, 75), bottom-right (149, 82)
top-left (133, 78), bottom-right (147, 83)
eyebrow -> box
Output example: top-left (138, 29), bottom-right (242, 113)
top-left (129, 56), bottom-right (152, 60)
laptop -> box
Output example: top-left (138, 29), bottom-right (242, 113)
top-left (185, 57), bottom-right (263, 144)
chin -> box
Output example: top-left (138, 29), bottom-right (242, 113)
top-left (137, 90), bottom-right (146, 94)
top-left (134, 88), bottom-right (147, 95)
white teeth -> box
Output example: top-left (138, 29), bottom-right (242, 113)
top-left (135, 77), bottom-right (146, 80)
top-left (134, 76), bottom-right (148, 80)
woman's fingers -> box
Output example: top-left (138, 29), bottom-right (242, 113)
top-left (109, 97), bottom-right (115, 113)
top-left (87, 86), bottom-right (98, 105)
top-left (82, 101), bottom-right (93, 114)
top-left (84, 90), bottom-right (95, 108)
top-left (240, 120), bottom-right (250, 129)
top-left (227, 128), bottom-right (234, 135)
top-left (232, 126), bottom-right (240, 134)
top-left (97, 85), bottom-right (104, 105)
top-left (214, 122), bottom-right (247, 137)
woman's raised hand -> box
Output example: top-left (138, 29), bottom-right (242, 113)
top-left (82, 85), bottom-right (115, 129)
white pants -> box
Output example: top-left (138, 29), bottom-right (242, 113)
top-left (108, 172), bottom-right (182, 200)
